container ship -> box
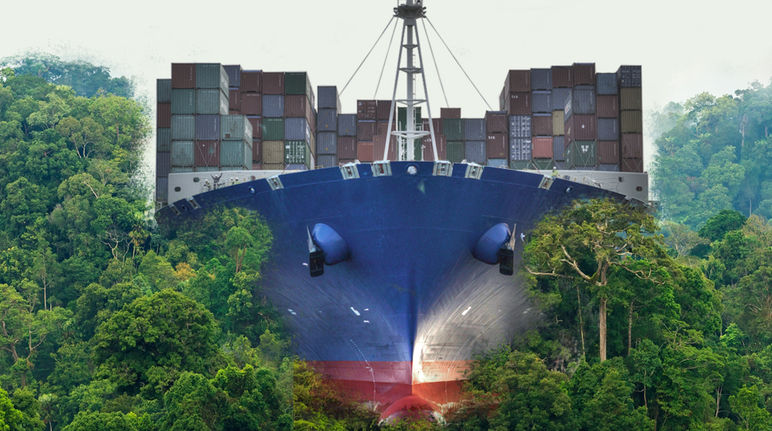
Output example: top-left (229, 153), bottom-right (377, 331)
top-left (156, 0), bottom-right (648, 419)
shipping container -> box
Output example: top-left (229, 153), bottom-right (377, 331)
top-left (195, 115), bottom-right (220, 140)
top-left (156, 177), bottom-right (168, 202)
top-left (194, 140), bottom-right (219, 167)
top-left (260, 94), bottom-right (284, 118)
top-left (171, 115), bottom-right (195, 140)
top-left (285, 117), bottom-right (309, 141)
top-left (171, 140), bottom-right (194, 166)
top-left (463, 119), bottom-right (485, 140)
top-left (597, 118), bottom-right (619, 141)
top-left (357, 142), bottom-right (375, 162)
top-left (508, 92), bottom-right (531, 115)
top-left (568, 86), bottom-right (595, 115)
top-left (617, 65), bottom-right (642, 88)
top-left (224, 65), bottom-right (241, 88)
top-left (597, 164), bottom-right (619, 171)
top-left (567, 140), bottom-right (596, 168)
top-left (530, 68), bottom-right (552, 90)
top-left (240, 70), bottom-right (262, 92)
top-left (317, 108), bottom-right (337, 132)
top-left (531, 159), bottom-right (553, 170)
top-left (156, 152), bottom-right (171, 176)
top-left (376, 100), bottom-right (394, 121)
top-left (286, 163), bottom-right (309, 171)
top-left (373, 134), bottom-right (397, 160)
top-left (464, 141), bottom-right (486, 164)
top-left (376, 121), bottom-right (393, 136)
top-left (317, 132), bottom-right (337, 155)
top-left (598, 140), bottom-right (619, 164)
top-left (505, 70), bottom-right (530, 92)
top-left (621, 133), bottom-right (643, 158)
top-left (532, 90), bottom-right (552, 113)
top-left (551, 65), bottom-right (572, 88)
top-left (285, 72), bottom-right (312, 101)
top-left (318, 86), bottom-right (340, 111)
top-left (220, 140), bottom-right (250, 168)
top-left (338, 136), bottom-right (356, 159)
top-left (422, 135), bottom-right (447, 161)
top-left (397, 107), bottom-right (421, 131)
top-left (229, 90), bottom-right (241, 112)
top-left (169, 167), bottom-right (193, 173)
top-left (262, 162), bottom-right (285, 170)
top-left (553, 136), bottom-right (565, 161)
top-left (157, 79), bottom-right (172, 103)
top-left (171, 89), bottom-right (195, 115)
top-left (566, 114), bottom-right (596, 140)
top-left (171, 63), bottom-right (195, 89)
top-left (284, 94), bottom-right (308, 117)
top-left (315, 154), bottom-right (337, 168)
top-left (532, 114), bottom-right (552, 136)
top-left (486, 134), bottom-right (507, 158)
top-left (487, 159), bottom-right (508, 168)
top-left (221, 115), bottom-right (253, 141)
top-left (509, 160), bottom-right (531, 169)
top-left (620, 111), bottom-right (643, 133)
top-left (621, 157), bottom-right (643, 172)
top-left (337, 114), bottom-right (357, 136)
top-left (157, 128), bottom-right (171, 152)
top-left (357, 121), bottom-right (376, 141)
top-left (572, 63), bottom-right (595, 86)
top-left (596, 95), bottom-right (619, 118)
top-left (357, 100), bottom-right (377, 120)
top-left (262, 72), bottom-right (285, 94)
top-left (447, 141), bottom-right (465, 163)
top-left (620, 88), bottom-right (642, 111)
top-left (440, 107), bottom-right (461, 118)
top-left (157, 103), bottom-right (171, 128)
top-left (532, 137), bottom-right (553, 158)
top-left (195, 89), bottom-right (228, 115)
top-left (263, 140), bottom-right (284, 164)
top-left (285, 140), bottom-right (309, 164)
top-left (247, 116), bottom-right (262, 139)
top-left (241, 93), bottom-right (262, 115)
top-left (509, 115), bottom-right (531, 138)
top-left (509, 138), bottom-right (532, 161)
top-left (195, 63), bottom-right (228, 94)
top-left (551, 87), bottom-right (571, 111)
top-left (252, 139), bottom-right (261, 163)
top-left (596, 73), bottom-right (618, 95)
top-left (442, 118), bottom-right (463, 140)
top-left (485, 111), bottom-right (507, 134)
top-left (552, 110), bottom-right (565, 135)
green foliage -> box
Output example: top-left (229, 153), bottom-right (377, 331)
top-left (62, 411), bottom-right (152, 431)
top-left (0, 387), bottom-right (24, 431)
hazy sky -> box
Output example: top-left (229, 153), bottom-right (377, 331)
top-left (3, 0), bottom-right (771, 170)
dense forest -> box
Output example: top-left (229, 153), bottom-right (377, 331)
top-left (0, 58), bottom-right (770, 430)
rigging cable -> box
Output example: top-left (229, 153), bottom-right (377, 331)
top-left (374, 17), bottom-right (400, 98)
top-left (340, 16), bottom-right (395, 96)
top-left (421, 18), bottom-right (449, 108)
top-left (426, 17), bottom-right (492, 110)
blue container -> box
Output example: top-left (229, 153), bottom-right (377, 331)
top-left (285, 117), bottom-right (310, 141)
top-left (551, 88), bottom-right (571, 111)
top-left (157, 127), bottom-right (171, 152)
top-left (318, 108), bottom-right (337, 132)
top-left (263, 94), bottom-right (285, 118)
top-left (224, 65), bottom-right (241, 88)
top-left (531, 91), bottom-right (552, 113)
top-left (463, 119), bottom-right (485, 141)
top-left (337, 114), bottom-right (357, 136)
top-left (157, 79), bottom-right (172, 103)
top-left (171, 115), bottom-right (195, 140)
top-left (195, 115), bottom-right (220, 140)
top-left (530, 68), bottom-right (552, 90)
top-left (317, 86), bottom-right (340, 110)
top-left (552, 136), bottom-right (565, 161)
top-left (316, 154), bottom-right (338, 168)
top-left (317, 132), bottom-right (337, 155)
top-left (508, 115), bottom-right (531, 139)
top-left (596, 73), bottom-right (618, 95)
top-left (464, 141), bottom-right (486, 164)
top-left (509, 138), bottom-right (532, 161)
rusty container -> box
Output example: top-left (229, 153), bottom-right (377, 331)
top-left (171, 63), bottom-right (195, 89)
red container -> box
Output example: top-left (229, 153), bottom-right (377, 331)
top-left (357, 142), bottom-right (374, 162)
top-left (338, 136), bottom-right (357, 159)
top-left (171, 63), bottom-right (195, 89)
top-left (572, 63), bottom-right (596, 86)
top-left (357, 100), bottom-right (377, 120)
top-left (621, 133), bottom-right (643, 158)
top-left (376, 120), bottom-right (396, 136)
top-left (422, 134), bottom-right (447, 160)
top-left (422, 118), bottom-right (443, 136)
top-left (262, 72), bottom-right (284, 94)
top-left (598, 141), bottom-right (619, 164)
top-left (252, 139), bottom-right (261, 163)
top-left (194, 140), bottom-right (219, 167)
top-left (485, 111), bottom-right (507, 134)
top-left (241, 93), bottom-right (262, 115)
top-left (440, 107), bottom-right (461, 119)
top-left (486, 134), bottom-right (507, 158)
top-left (357, 121), bottom-right (375, 141)
top-left (621, 158), bottom-right (643, 172)
top-left (373, 134), bottom-right (398, 160)
top-left (596, 95), bottom-right (618, 118)
top-left (284, 95), bottom-right (307, 117)
top-left (376, 100), bottom-right (394, 121)
top-left (229, 90), bottom-right (241, 112)
top-left (551, 66), bottom-right (572, 88)
top-left (506, 70), bottom-right (530, 92)
top-left (508, 92), bottom-right (531, 115)
top-left (532, 137), bottom-right (553, 158)
top-left (566, 115), bottom-right (596, 140)
top-left (240, 70), bottom-right (262, 92)
top-left (252, 162), bottom-right (262, 170)
top-left (157, 103), bottom-right (171, 128)
top-left (532, 114), bottom-right (552, 136)
top-left (247, 116), bottom-right (262, 139)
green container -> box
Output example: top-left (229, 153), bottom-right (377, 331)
top-left (221, 115), bottom-right (253, 141)
top-left (509, 160), bottom-right (530, 169)
top-left (171, 89), bottom-right (195, 114)
top-left (442, 119), bottom-right (463, 141)
top-left (446, 140), bottom-right (464, 162)
top-left (171, 140), bottom-right (194, 167)
top-left (195, 89), bottom-right (227, 115)
top-left (195, 63), bottom-right (228, 94)
top-left (220, 140), bottom-right (250, 168)
top-left (567, 140), bottom-right (597, 168)
top-left (157, 128), bottom-right (171, 152)
top-left (285, 72), bottom-right (310, 96)
top-left (284, 140), bottom-right (309, 164)
top-left (531, 158), bottom-right (553, 169)
top-left (262, 118), bottom-right (285, 141)
top-left (171, 115), bottom-right (195, 140)
top-left (397, 107), bottom-right (421, 130)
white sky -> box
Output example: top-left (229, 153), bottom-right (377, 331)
top-left (3, 0), bottom-right (771, 172)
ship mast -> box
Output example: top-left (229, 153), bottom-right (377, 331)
top-left (384, 0), bottom-right (439, 161)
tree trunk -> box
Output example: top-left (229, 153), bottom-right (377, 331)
top-left (628, 300), bottom-right (634, 356)
top-left (576, 285), bottom-right (586, 357)
top-left (715, 387), bottom-right (721, 417)
top-left (599, 297), bottom-right (607, 362)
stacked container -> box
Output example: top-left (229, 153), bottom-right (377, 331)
top-left (463, 118), bottom-right (486, 164)
top-left (596, 72), bottom-right (620, 170)
top-left (156, 78), bottom-right (172, 204)
top-left (485, 111), bottom-right (508, 166)
top-left (285, 72), bottom-right (315, 170)
top-left (238, 68), bottom-right (263, 168)
top-left (531, 69), bottom-right (554, 169)
top-left (617, 66), bottom-right (643, 172)
top-left (318, 86), bottom-right (341, 166)
top-left (356, 100), bottom-right (377, 161)
top-left (564, 63), bottom-right (597, 169)
top-left (442, 108), bottom-right (464, 163)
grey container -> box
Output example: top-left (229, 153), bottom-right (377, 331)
top-left (553, 136), bottom-right (565, 161)
top-left (262, 94), bottom-right (285, 118)
top-left (221, 115), bottom-right (253, 141)
top-left (551, 88), bottom-right (571, 111)
top-left (463, 119), bottom-right (485, 140)
top-left (195, 63), bottom-right (228, 94)
top-left (156, 152), bottom-right (170, 176)
top-left (157, 128), bottom-right (171, 152)
top-left (570, 86), bottom-right (595, 115)
top-left (531, 68), bottom-right (552, 90)
top-left (285, 117), bottom-right (310, 141)
top-left (171, 115), bottom-right (195, 140)
top-left (317, 132), bottom-right (337, 155)
top-left (532, 91), bottom-right (552, 113)
top-left (286, 163), bottom-right (309, 171)
top-left (597, 118), bottom-right (619, 141)
top-left (596, 73), bottom-right (618, 95)
top-left (317, 154), bottom-right (338, 168)
top-left (317, 86), bottom-right (340, 110)
top-left (195, 115), bottom-right (220, 140)
top-left (509, 138), bottom-right (532, 161)
top-left (509, 115), bottom-right (531, 138)
top-left (223, 65), bottom-right (241, 88)
top-left (617, 65), bottom-right (642, 88)
top-left (155, 177), bottom-right (168, 203)
top-left (318, 108), bottom-right (337, 132)
top-left (157, 79), bottom-right (172, 103)
top-left (171, 89), bottom-right (195, 115)
top-left (171, 140), bottom-right (194, 167)
top-left (195, 89), bottom-right (228, 115)
top-left (220, 140), bottom-right (250, 168)
top-left (598, 164), bottom-right (619, 171)
top-left (337, 114), bottom-right (357, 136)
top-left (464, 141), bottom-right (486, 164)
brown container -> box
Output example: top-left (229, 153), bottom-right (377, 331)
top-left (357, 121), bottom-right (376, 141)
top-left (357, 100), bottom-right (377, 120)
top-left (596, 95), bottom-right (619, 118)
top-left (620, 111), bottom-right (643, 133)
top-left (621, 133), bottom-right (643, 158)
top-left (240, 70), bottom-right (262, 92)
top-left (263, 140), bottom-right (284, 164)
top-left (241, 93), bottom-right (262, 115)
top-left (441, 107), bottom-right (461, 119)
top-left (566, 115), bottom-right (597, 140)
top-left (338, 136), bottom-right (357, 159)
top-left (252, 139), bottom-right (261, 163)
top-left (357, 142), bottom-right (374, 162)
top-left (423, 134), bottom-right (447, 160)
top-left (284, 94), bottom-right (307, 117)
top-left (508, 92), bottom-right (531, 115)
top-left (376, 121), bottom-right (396, 136)
top-left (621, 158), bottom-right (643, 172)
top-left (486, 134), bottom-right (507, 158)
top-left (376, 100), bottom-right (394, 121)
top-left (619, 88), bottom-right (642, 111)
top-left (263, 162), bottom-right (284, 170)
top-left (532, 114), bottom-right (552, 136)
top-left (157, 103), bottom-right (171, 128)
top-left (229, 90), bottom-right (241, 112)
top-left (551, 66), bottom-right (573, 88)
top-left (485, 111), bottom-right (508, 134)
top-left (262, 72), bottom-right (284, 94)
top-left (552, 110), bottom-right (565, 135)
top-left (247, 116), bottom-right (262, 139)
top-left (194, 141), bottom-right (219, 167)
top-left (506, 70), bottom-right (531, 92)
top-left (171, 63), bottom-right (195, 89)
top-left (572, 63), bottom-right (596, 86)
top-left (598, 140), bottom-right (619, 164)
top-left (373, 134), bottom-right (397, 160)
top-left (532, 137), bottom-right (553, 159)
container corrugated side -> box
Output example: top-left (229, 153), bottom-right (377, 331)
top-left (551, 65), bottom-right (572, 88)
top-left (285, 72), bottom-right (310, 96)
top-left (357, 121), bottom-right (375, 141)
top-left (509, 138), bottom-right (532, 161)
top-left (463, 119), bottom-right (485, 140)
top-left (531, 91), bottom-right (551, 113)
top-left (532, 137), bottom-right (553, 158)
top-left (224, 65), bottom-right (241, 88)
top-left (171, 115), bottom-right (195, 140)
top-left (357, 100), bottom-right (377, 120)
top-left (262, 72), bottom-right (285, 94)
top-left (157, 79), bottom-right (172, 103)
top-left (157, 128), bottom-right (171, 152)
top-left (195, 89), bottom-right (228, 115)
top-left (596, 73), bottom-right (618, 95)
top-left (337, 114), bottom-right (356, 136)
top-left (464, 141), bottom-right (486, 164)
top-left (229, 90), bottom-right (241, 112)
top-left (621, 158), bottom-right (643, 172)
top-left (262, 140), bottom-right (284, 164)
top-left (442, 119), bottom-right (463, 141)
top-left (241, 93), bottom-right (262, 116)
top-left (337, 136), bottom-right (356, 159)
top-left (220, 115), bottom-right (253, 141)
top-left (620, 111), bottom-right (643, 133)
top-left (621, 134), bottom-right (643, 158)
top-left (318, 108), bottom-right (337, 132)
top-left (157, 103), bottom-right (171, 128)
top-left (506, 70), bottom-right (530, 92)
top-left (552, 111), bottom-right (565, 135)
top-left (194, 140), bottom-right (219, 167)
top-left (171, 89), bottom-right (195, 115)
top-left (195, 115), bottom-right (220, 140)
top-left (357, 142), bottom-right (374, 162)
top-left (195, 63), bottom-right (228, 93)
top-left (598, 140), bottom-right (619, 164)
top-left (551, 87), bottom-right (571, 111)
top-left (572, 63), bottom-right (595, 86)
top-left (220, 140), bottom-right (250, 168)
top-left (318, 86), bottom-right (340, 110)
top-left (240, 70), bottom-right (262, 92)
top-left (486, 134), bottom-right (507, 158)
top-left (619, 88), bottom-right (642, 111)
top-left (508, 92), bottom-right (531, 115)
top-left (566, 115), bottom-right (597, 140)
top-left (552, 136), bottom-right (565, 161)
top-left (252, 139), bottom-right (262, 163)
top-left (316, 132), bottom-right (337, 155)
top-left (446, 141), bottom-right (464, 163)
top-left (316, 154), bottom-right (338, 168)
top-left (440, 107), bottom-right (461, 118)
top-left (376, 100), bottom-right (394, 121)
top-left (155, 177), bottom-right (168, 202)
top-left (508, 115), bottom-right (531, 138)
top-left (247, 116), bottom-right (262, 139)
top-left (532, 114), bottom-right (552, 136)
top-left (285, 117), bottom-right (310, 141)
top-left (171, 140), bottom-right (194, 166)
top-left (262, 95), bottom-right (284, 118)
top-left (530, 68), bottom-right (552, 90)
top-left (284, 94), bottom-right (309, 117)
top-left (156, 152), bottom-right (171, 176)
top-left (485, 111), bottom-right (508, 134)
top-left (596, 95), bottom-right (619, 118)
top-left (597, 118), bottom-right (619, 141)
top-left (569, 86), bottom-right (596, 115)
top-left (617, 65), bottom-right (642, 88)
top-left (171, 63), bottom-right (195, 89)
top-left (567, 140), bottom-right (597, 168)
